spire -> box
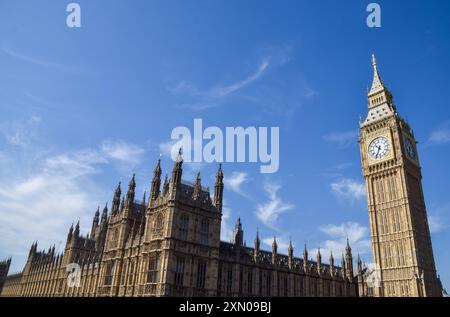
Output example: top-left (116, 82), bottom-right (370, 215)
top-left (317, 248), bottom-right (322, 270)
top-left (288, 240), bottom-right (294, 269)
top-left (171, 148), bottom-right (183, 188)
top-left (193, 172), bottom-right (201, 200)
top-left (232, 217), bottom-right (243, 247)
top-left (303, 243), bottom-right (308, 261)
top-left (125, 174), bottom-right (136, 207)
top-left (254, 229), bottom-right (260, 255)
top-left (94, 206), bottom-right (100, 220)
top-left (288, 240), bottom-right (294, 257)
top-left (112, 182), bottom-right (121, 215)
top-left (67, 223), bottom-right (74, 242)
top-left (346, 238), bottom-right (354, 279)
top-left (91, 206), bottom-right (100, 239)
top-left (272, 236), bottom-right (278, 265)
top-left (150, 159), bottom-right (162, 201)
top-left (367, 54), bottom-right (394, 111)
top-left (142, 191), bottom-right (146, 208)
top-left (214, 164), bottom-right (224, 212)
top-left (369, 54), bottom-right (385, 95)
top-left (162, 174), bottom-right (169, 196)
top-left (329, 250), bottom-right (334, 266)
top-left (74, 221), bottom-right (80, 238)
top-left (102, 203), bottom-right (108, 218)
top-left (330, 250), bottom-right (335, 275)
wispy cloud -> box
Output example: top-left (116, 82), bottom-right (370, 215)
top-left (315, 222), bottom-right (371, 261)
top-left (224, 172), bottom-right (249, 193)
top-left (1, 46), bottom-right (86, 74)
top-left (169, 56), bottom-right (278, 111)
top-left (101, 140), bottom-right (145, 168)
top-left (331, 178), bottom-right (366, 203)
top-left (0, 116), bottom-right (42, 147)
top-left (256, 182), bottom-right (294, 230)
top-left (429, 121), bottom-right (450, 145)
top-left (0, 149), bottom-right (107, 272)
top-left (323, 131), bottom-right (358, 148)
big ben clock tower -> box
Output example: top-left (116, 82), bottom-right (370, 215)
top-left (359, 55), bottom-right (442, 297)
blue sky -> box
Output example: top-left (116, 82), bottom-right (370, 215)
top-left (1, 0), bottom-right (450, 289)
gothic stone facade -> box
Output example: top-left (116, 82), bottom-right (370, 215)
top-left (1, 57), bottom-right (443, 298)
top-left (0, 156), bottom-right (358, 297)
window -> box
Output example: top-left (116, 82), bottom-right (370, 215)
top-left (247, 270), bottom-right (253, 295)
top-left (104, 261), bottom-right (114, 286)
top-left (179, 215), bottom-right (189, 240)
top-left (196, 261), bottom-right (207, 289)
top-left (147, 256), bottom-right (160, 284)
top-left (226, 266), bottom-right (233, 294)
top-left (200, 218), bottom-right (209, 245)
top-left (174, 257), bottom-right (185, 286)
top-left (128, 261), bottom-right (135, 284)
top-left (155, 213), bottom-right (164, 232)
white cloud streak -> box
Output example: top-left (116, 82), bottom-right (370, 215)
top-left (331, 178), bottom-right (366, 203)
top-left (429, 121), bottom-right (450, 145)
top-left (315, 222), bottom-right (371, 261)
top-left (256, 182), bottom-right (294, 230)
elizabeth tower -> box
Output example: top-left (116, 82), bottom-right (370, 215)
top-left (359, 55), bottom-right (442, 297)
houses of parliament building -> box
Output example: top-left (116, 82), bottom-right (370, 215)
top-left (0, 56), bottom-right (444, 297)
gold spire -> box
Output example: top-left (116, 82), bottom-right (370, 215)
top-left (369, 54), bottom-right (385, 96)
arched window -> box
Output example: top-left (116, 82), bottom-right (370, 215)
top-left (179, 214), bottom-right (189, 240)
top-left (156, 213), bottom-right (164, 231)
top-left (104, 261), bottom-right (114, 286)
top-left (200, 218), bottom-right (209, 245)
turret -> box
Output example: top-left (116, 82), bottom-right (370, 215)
top-left (357, 254), bottom-right (362, 275)
top-left (67, 223), bottom-right (74, 242)
top-left (171, 148), bottom-right (183, 189)
top-left (74, 221), bottom-right (80, 239)
top-left (150, 159), bottom-right (162, 201)
top-left (90, 207), bottom-right (100, 239)
top-left (214, 164), bottom-right (224, 212)
top-left (317, 248), bottom-right (322, 274)
top-left (330, 250), bottom-right (335, 276)
top-left (303, 243), bottom-right (308, 272)
top-left (254, 230), bottom-right (260, 261)
top-left (346, 238), bottom-right (354, 279)
top-left (112, 182), bottom-right (121, 215)
top-left (288, 240), bottom-right (294, 269)
top-left (125, 174), bottom-right (136, 207)
top-left (232, 217), bottom-right (243, 247)
top-left (193, 172), bottom-right (201, 200)
top-left (101, 203), bottom-right (108, 224)
top-left (162, 174), bottom-right (169, 196)
top-left (272, 236), bottom-right (277, 265)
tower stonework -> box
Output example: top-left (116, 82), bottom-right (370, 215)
top-left (359, 55), bottom-right (442, 297)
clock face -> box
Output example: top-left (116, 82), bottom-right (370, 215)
top-left (405, 138), bottom-right (416, 160)
top-left (368, 137), bottom-right (390, 160)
